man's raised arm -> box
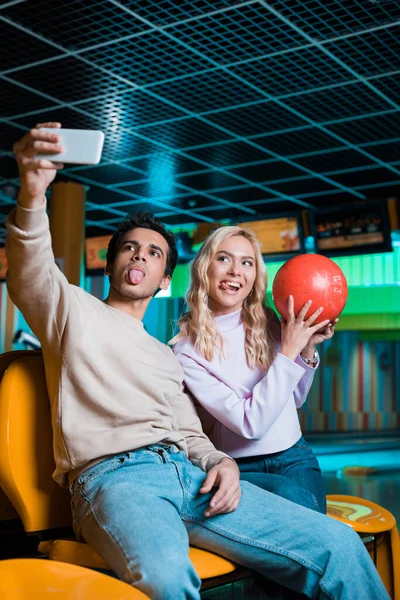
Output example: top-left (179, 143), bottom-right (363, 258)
top-left (6, 122), bottom-right (71, 349)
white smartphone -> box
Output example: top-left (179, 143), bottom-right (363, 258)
top-left (39, 128), bottom-right (105, 165)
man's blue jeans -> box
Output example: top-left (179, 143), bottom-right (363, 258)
top-left (237, 436), bottom-right (326, 513)
top-left (70, 444), bottom-right (388, 600)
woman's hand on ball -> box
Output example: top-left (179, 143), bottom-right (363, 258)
top-left (279, 296), bottom-right (330, 361)
top-left (304, 318), bottom-right (338, 352)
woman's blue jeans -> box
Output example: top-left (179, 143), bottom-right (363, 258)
top-left (237, 436), bottom-right (326, 513)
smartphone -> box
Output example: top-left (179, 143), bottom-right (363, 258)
top-left (39, 128), bottom-right (105, 165)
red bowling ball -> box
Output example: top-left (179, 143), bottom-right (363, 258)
top-left (272, 254), bottom-right (348, 324)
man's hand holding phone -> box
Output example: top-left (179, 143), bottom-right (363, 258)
top-left (13, 122), bottom-right (64, 210)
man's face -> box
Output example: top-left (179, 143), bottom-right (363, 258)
top-left (106, 228), bottom-right (171, 301)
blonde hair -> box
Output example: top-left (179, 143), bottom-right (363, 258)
top-left (172, 226), bottom-right (275, 371)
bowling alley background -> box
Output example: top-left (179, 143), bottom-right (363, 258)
top-left (1, 240), bottom-right (399, 433)
top-left (62, 241), bottom-right (400, 434)
top-left (2, 0), bottom-right (400, 442)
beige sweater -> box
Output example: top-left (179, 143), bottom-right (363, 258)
top-left (6, 203), bottom-right (228, 487)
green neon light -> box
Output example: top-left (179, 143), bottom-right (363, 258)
top-left (170, 247), bottom-right (400, 329)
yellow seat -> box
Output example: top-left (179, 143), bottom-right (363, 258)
top-left (0, 351), bottom-right (71, 531)
top-left (0, 351), bottom-right (237, 584)
top-left (0, 558), bottom-right (149, 599)
top-left (37, 539), bottom-right (236, 581)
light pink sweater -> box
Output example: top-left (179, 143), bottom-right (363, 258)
top-left (173, 309), bottom-right (318, 458)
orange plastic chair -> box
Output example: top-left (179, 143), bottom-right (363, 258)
top-left (327, 494), bottom-right (400, 599)
top-left (0, 558), bottom-right (149, 599)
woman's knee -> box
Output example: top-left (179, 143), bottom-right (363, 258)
top-left (273, 478), bottom-right (319, 511)
top-left (240, 472), bottom-right (318, 511)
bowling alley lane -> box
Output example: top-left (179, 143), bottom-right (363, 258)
top-left (307, 431), bottom-right (400, 523)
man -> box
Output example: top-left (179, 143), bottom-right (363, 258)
top-left (6, 123), bottom-right (389, 600)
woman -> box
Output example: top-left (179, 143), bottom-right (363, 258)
top-left (172, 226), bottom-right (336, 513)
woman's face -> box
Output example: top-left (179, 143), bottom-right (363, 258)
top-left (207, 235), bottom-right (257, 316)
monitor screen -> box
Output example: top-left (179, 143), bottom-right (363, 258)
top-left (311, 201), bottom-right (392, 257)
top-left (0, 247), bottom-right (7, 280)
top-left (85, 235), bottom-right (111, 270)
top-left (237, 214), bottom-right (304, 259)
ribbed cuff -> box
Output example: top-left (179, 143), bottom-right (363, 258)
top-left (15, 198), bottom-right (47, 232)
top-left (205, 450), bottom-right (232, 471)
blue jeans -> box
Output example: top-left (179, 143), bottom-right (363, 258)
top-left (237, 436), bottom-right (326, 514)
top-left (70, 444), bottom-right (388, 600)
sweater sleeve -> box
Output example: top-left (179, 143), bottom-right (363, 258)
top-left (5, 202), bottom-right (70, 349)
top-left (269, 307), bottom-right (318, 410)
top-left (169, 386), bottom-right (232, 471)
top-left (175, 348), bottom-right (306, 441)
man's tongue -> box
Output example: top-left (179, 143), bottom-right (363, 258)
top-left (128, 269), bottom-right (144, 284)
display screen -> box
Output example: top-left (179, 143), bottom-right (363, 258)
top-left (237, 215), bottom-right (303, 256)
top-left (85, 235), bottom-right (111, 270)
top-left (0, 247), bottom-right (7, 280)
top-left (312, 202), bottom-right (392, 256)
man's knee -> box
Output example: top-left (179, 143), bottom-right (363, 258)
top-left (125, 553), bottom-right (200, 600)
top-left (322, 515), bottom-right (366, 555)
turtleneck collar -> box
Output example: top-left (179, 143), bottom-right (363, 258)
top-left (214, 308), bottom-right (242, 332)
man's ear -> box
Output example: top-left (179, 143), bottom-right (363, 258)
top-left (159, 275), bottom-right (171, 290)
top-left (104, 263), bottom-right (112, 276)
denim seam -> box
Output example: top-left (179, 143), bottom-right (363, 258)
top-left (76, 452), bottom-right (173, 493)
top-left (319, 582), bottom-right (336, 600)
top-left (310, 493), bottom-right (320, 512)
top-left (78, 489), bottom-right (136, 581)
top-left (277, 458), bottom-right (323, 512)
top-left (183, 516), bottom-right (327, 578)
top-left (172, 462), bottom-right (193, 515)
top-left (76, 461), bottom-right (124, 490)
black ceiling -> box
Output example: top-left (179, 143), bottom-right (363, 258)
top-left (1, 0), bottom-right (400, 243)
